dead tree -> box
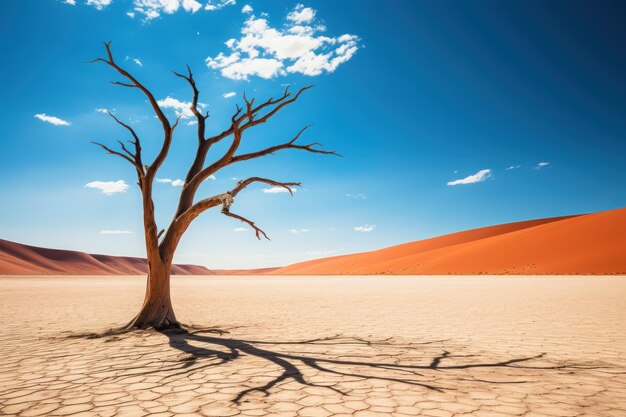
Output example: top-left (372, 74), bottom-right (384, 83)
top-left (89, 42), bottom-right (338, 331)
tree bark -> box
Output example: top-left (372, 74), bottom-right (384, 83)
top-left (125, 256), bottom-right (180, 330)
top-left (124, 182), bottom-right (182, 331)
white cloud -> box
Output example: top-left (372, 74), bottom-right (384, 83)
top-left (289, 228), bottom-right (310, 234)
top-left (262, 186), bottom-right (297, 194)
top-left (206, 4), bottom-right (359, 80)
top-left (85, 180), bottom-right (129, 195)
top-left (157, 96), bottom-right (205, 119)
top-left (86, 0), bottom-right (112, 10)
top-left (447, 169), bottom-right (492, 186)
top-left (346, 193), bottom-right (367, 200)
top-left (182, 0), bottom-right (202, 13)
top-left (505, 165), bottom-right (521, 170)
top-left (156, 178), bottom-right (184, 186)
top-left (287, 4), bottom-right (315, 24)
top-left (100, 230), bottom-right (133, 234)
top-left (354, 224), bottom-right (375, 232)
top-left (65, 0), bottom-right (76, 5)
top-left (132, 0), bottom-right (234, 20)
top-left (187, 120), bottom-right (198, 126)
top-left (133, 58), bottom-right (143, 66)
top-left (34, 113), bottom-right (70, 126)
top-left (208, 175), bottom-right (216, 180)
top-left (95, 107), bottom-right (115, 114)
top-left (127, 11), bottom-right (135, 18)
top-left (241, 4), bottom-right (252, 13)
top-left (534, 161), bottom-right (550, 170)
top-left (205, 0), bottom-right (235, 11)
top-left (233, 227), bottom-right (249, 232)
top-left (223, 91), bottom-right (236, 98)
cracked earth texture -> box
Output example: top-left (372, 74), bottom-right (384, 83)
top-left (1, 276), bottom-right (625, 417)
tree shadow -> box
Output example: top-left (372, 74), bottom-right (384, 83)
top-left (152, 328), bottom-right (591, 404)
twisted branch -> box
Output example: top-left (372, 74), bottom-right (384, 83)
top-left (89, 41), bottom-right (173, 178)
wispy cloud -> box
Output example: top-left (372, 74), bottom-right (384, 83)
top-left (354, 224), bottom-right (375, 232)
top-left (85, 180), bottom-right (129, 195)
top-left (233, 227), bottom-right (249, 232)
top-left (204, 0), bottom-right (236, 11)
top-left (447, 169), bottom-right (492, 186)
top-left (156, 178), bottom-right (184, 186)
top-left (34, 113), bottom-right (70, 126)
top-left (206, 3), bottom-right (359, 80)
top-left (346, 193), bottom-right (367, 200)
top-left (65, 0), bottom-right (76, 6)
top-left (133, 58), bottom-right (143, 66)
top-left (505, 165), bottom-right (521, 170)
top-left (289, 228), bottom-right (310, 234)
top-left (241, 4), bottom-right (253, 14)
top-left (100, 230), bottom-right (133, 234)
top-left (95, 107), bottom-right (115, 114)
top-left (223, 92), bottom-right (236, 98)
top-left (534, 161), bottom-right (550, 170)
top-left (262, 187), bottom-right (297, 194)
top-left (122, 0), bottom-right (235, 21)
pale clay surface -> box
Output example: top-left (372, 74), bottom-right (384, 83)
top-left (1, 276), bottom-right (625, 417)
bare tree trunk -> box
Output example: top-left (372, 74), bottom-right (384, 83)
top-left (125, 255), bottom-right (180, 330)
top-left (124, 183), bottom-right (182, 331)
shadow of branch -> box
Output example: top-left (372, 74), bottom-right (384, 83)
top-left (156, 329), bottom-right (583, 404)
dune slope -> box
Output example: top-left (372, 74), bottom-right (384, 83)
top-left (0, 239), bottom-right (212, 275)
top-left (275, 207), bottom-right (626, 275)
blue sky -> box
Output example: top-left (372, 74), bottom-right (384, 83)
top-left (1, 0), bottom-right (625, 268)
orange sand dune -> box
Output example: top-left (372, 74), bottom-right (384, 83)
top-left (275, 207), bottom-right (626, 275)
top-left (0, 239), bottom-right (212, 275)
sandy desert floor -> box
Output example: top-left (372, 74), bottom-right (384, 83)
top-left (1, 276), bottom-right (625, 417)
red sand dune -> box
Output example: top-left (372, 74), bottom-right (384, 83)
top-left (274, 207), bottom-right (626, 275)
top-left (0, 239), bottom-right (212, 275)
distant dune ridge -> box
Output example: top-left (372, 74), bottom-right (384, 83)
top-left (274, 207), bottom-right (626, 275)
top-left (0, 239), bottom-right (212, 275)
top-left (1, 207), bottom-right (625, 275)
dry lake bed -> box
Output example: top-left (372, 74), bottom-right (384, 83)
top-left (1, 276), bottom-right (625, 417)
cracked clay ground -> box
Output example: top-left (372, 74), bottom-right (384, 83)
top-left (1, 276), bottom-right (625, 417)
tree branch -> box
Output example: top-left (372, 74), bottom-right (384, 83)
top-left (204, 86), bottom-right (313, 148)
top-left (106, 111), bottom-right (143, 170)
top-left (221, 209), bottom-right (269, 240)
top-left (111, 81), bottom-right (137, 88)
top-left (240, 85), bottom-right (313, 132)
top-left (91, 141), bottom-right (140, 169)
top-left (169, 177), bottom-right (300, 247)
top-left (231, 125), bottom-right (341, 164)
top-left (231, 177), bottom-right (301, 197)
top-left (173, 65), bottom-right (204, 144)
top-left (90, 41), bottom-right (172, 178)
